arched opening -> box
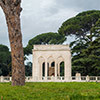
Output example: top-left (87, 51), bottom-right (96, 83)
top-left (42, 62), bottom-right (45, 77)
top-left (47, 63), bottom-right (49, 76)
top-left (51, 62), bottom-right (55, 67)
top-left (60, 61), bottom-right (64, 76)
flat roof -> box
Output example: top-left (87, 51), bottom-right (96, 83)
top-left (33, 45), bottom-right (70, 51)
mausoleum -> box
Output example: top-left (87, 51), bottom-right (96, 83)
top-left (32, 45), bottom-right (71, 82)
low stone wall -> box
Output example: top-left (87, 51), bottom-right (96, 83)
top-left (0, 76), bottom-right (100, 82)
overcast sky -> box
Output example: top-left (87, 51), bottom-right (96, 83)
top-left (0, 0), bottom-right (100, 48)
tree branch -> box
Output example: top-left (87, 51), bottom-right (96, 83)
top-left (0, 0), bottom-right (21, 7)
top-left (0, 0), bottom-right (8, 11)
top-left (14, 0), bottom-right (21, 6)
top-left (0, 0), bottom-right (4, 8)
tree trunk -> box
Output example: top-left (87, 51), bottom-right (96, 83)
top-left (0, 0), bottom-right (25, 86)
top-left (6, 15), bottom-right (25, 86)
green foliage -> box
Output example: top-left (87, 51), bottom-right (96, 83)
top-left (71, 36), bottom-right (100, 76)
top-left (0, 44), bottom-right (9, 52)
top-left (24, 32), bottom-right (66, 55)
top-left (58, 10), bottom-right (100, 39)
top-left (25, 62), bottom-right (32, 76)
top-left (62, 10), bottom-right (100, 76)
top-left (0, 82), bottom-right (100, 100)
top-left (0, 44), bottom-right (11, 76)
top-left (91, 19), bottom-right (100, 35)
top-left (0, 44), bottom-right (33, 76)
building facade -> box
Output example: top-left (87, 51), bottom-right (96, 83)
top-left (32, 45), bottom-right (71, 82)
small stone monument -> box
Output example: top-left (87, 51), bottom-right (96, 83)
top-left (75, 73), bottom-right (81, 81)
top-left (1, 76), bottom-right (4, 82)
top-left (86, 75), bottom-right (90, 82)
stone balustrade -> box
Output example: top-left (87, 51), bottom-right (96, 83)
top-left (0, 76), bottom-right (100, 82)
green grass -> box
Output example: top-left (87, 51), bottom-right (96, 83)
top-left (0, 82), bottom-right (100, 100)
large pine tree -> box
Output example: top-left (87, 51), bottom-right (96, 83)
top-left (0, 0), bottom-right (25, 86)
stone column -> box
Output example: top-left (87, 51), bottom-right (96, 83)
top-left (45, 60), bottom-right (48, 80)
top-left (65, 51), bottom-right (71, 81)
top-left (32, 53), bottom-right (34, 80)
top-left (55, 61), bottom-right (57, 80)
top-left (41, 63), bottom-right (43, 80)
top-left (33, 55), bottom-right (38, 81)
top-left (39, 63), bottom-right (42, 81)
top-left (65, 61), bottom-right (67, 80)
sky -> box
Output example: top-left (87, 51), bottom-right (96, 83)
top-left (0, 0), bottom-right (100, 48)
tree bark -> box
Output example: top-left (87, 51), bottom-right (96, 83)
top-left (0, 0), bottom-right (25, 86)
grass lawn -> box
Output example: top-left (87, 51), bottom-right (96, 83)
top-left (0, 82), bottom-right (100, 100)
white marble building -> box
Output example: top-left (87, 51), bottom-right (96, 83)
top-left (32, 45), bottom-right (71, 82)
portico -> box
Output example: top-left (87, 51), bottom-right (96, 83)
top-left (32, 45), bottom-right (71, 82)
